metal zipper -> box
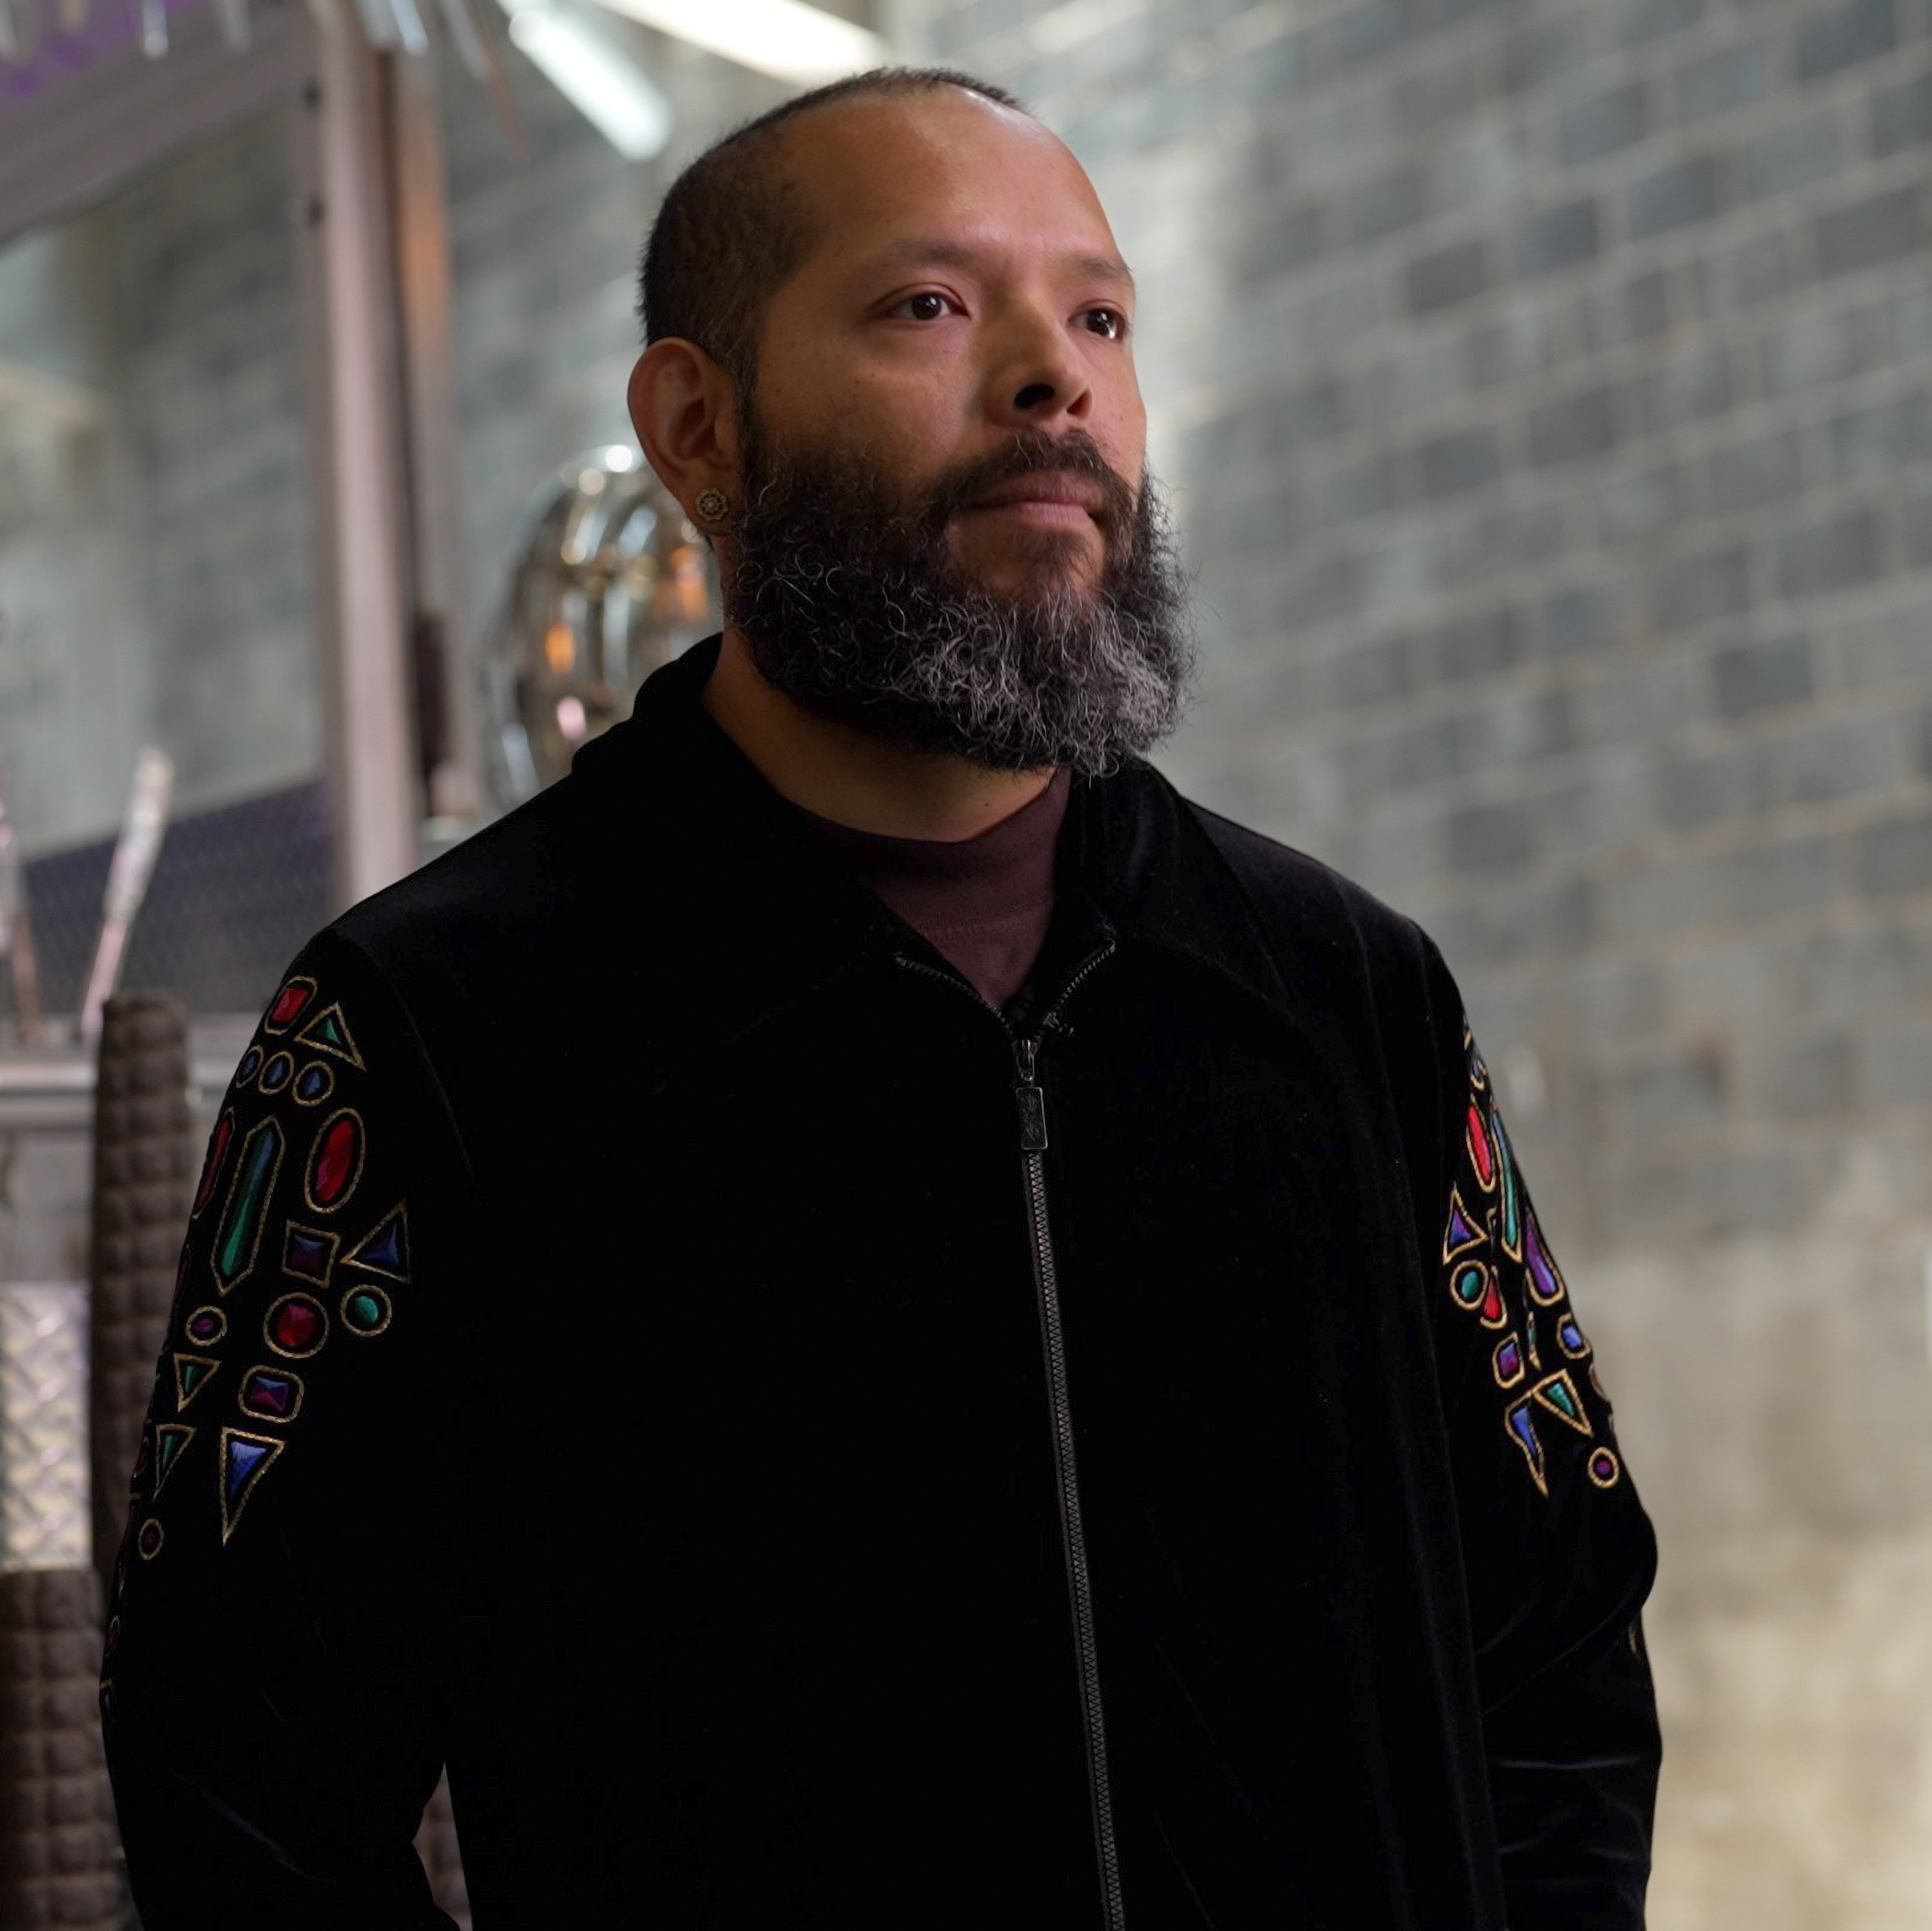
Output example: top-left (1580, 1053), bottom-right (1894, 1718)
top-left (893, 941), bottom-right (1126, 1930)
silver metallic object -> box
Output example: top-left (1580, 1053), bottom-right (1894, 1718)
top-left (0, 1283), bottom-right (89, 1576)
top-left (482, 446), bottom-right (722, 805)
top-left (80, 747), bottom-right (172, 1046)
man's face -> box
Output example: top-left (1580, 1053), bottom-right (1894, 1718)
top-left (718, 89), bottom-right (1195, 777)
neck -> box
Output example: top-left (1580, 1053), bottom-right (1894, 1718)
top-left (700, 625), bottom-right (1056, 842)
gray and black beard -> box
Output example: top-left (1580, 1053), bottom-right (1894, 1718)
top-left (720, 415), bottom-right (1197, 778)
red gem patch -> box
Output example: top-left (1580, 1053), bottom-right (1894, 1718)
top-left (265, 1293), bottom-right (328, 1359)
top-left (306, 1111), bottom-right (363, 1213)
top-left (193, 1113), bottom-right (233, 1217)
top-left (266, 978), bottom-right (314, 1032)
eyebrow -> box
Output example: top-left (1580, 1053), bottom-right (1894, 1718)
top-left (860, 237), bottom-right (1137, 296)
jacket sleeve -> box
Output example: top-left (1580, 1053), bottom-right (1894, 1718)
top-left (1416, 940), bottom-right (1662, 1931)
top-left (101, 931), bottom-right (470, 1930)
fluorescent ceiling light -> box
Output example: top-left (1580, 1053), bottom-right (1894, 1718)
top-left (586, 0), bottom-right (885, 86)
top-left (503, 0), bottom-right (674, 159)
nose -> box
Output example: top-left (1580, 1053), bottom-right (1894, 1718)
top-left (983, 305), bottom-right (1094, 430)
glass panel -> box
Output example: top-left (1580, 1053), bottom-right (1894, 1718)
top-left (0, 108), bottom-right (331, 1020)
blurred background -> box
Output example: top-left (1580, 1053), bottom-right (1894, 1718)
top-left (2, 0), bottom-right (1930, 1923)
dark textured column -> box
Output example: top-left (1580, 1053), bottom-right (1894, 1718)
top-left (0, 1567), bottom-right (125, 1929)
top-left (88, 993), bottom-right (191, 1593)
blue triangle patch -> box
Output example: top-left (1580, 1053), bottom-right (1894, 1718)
top-left (345, 1202), bottom-right (410, 1282)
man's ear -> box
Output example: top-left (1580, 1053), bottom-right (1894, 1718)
top-left (628, 339), bottom-right (740, 520)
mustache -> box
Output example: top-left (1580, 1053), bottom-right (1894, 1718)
top-left (913, 430), bottom-right (1138, 544)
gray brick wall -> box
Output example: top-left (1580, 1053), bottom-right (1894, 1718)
top-left (435, 36), bottom-right (786, 648)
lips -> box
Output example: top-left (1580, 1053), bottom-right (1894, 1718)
top-left (967, 472), bottom-right (1105, 514)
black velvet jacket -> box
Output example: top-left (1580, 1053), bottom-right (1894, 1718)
top-left (104, 636), bottom-right (1660, 1929)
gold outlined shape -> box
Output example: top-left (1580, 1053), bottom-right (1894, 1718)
top-left (218, 1429), bottom-right (284, 1544)
top-left (291, 1060), bottom-right (336, 1108)
top-left (1522, 1209), bottom-right (1568, 1305)
top-left (1492, 1110), bottom-right (1524, 1263)
top-left (263, 1292), bottom-right (328, 1360)
top-left (136, 1516), bottom-right (165, 1561)
top-left (263, 974), bottom-right (317, 1036)
top-left (1465, 1101), bottom-right (1499, 1195)
top-left (303, 1107), bottom-right (366, 1215)
top-left (339, 1283), bottom-right (392, 1337)
top-left (1555, 1309), bottom-right (1592, 1358)
top-left (295, 1001), bottom-right (365, 1070)
top-left (1502, 1398), bottom-right (1547, 1497)
top-left (172, 1352), bottom-right (221, 1413)
top-left (210, 1115), bottom-right (284, 1296)
top-left (191, 1109), bottom-right (235, 1220)
top-left (1492, 1331), bottom-right (1526, 1390)
top-left (1449, 1256), bottom-right (1490, 1314)
top-left (282, 1222), bottom-right (339, 1288)
top-left (153, 1423), bottom-right (195, 1497)
top-left (1587, 1446), bottom-right (1622, 1490)
top-left (184, 1303), bottom-right (227, 1348)
top-left (1530, 1368), bottom-right (1593, 1437)
top-left (1441, 1186), bottom-right (1486, 1265)
top-left (235, 1044), bottom-right (265, 1090)
top-left (238, 1364), bottom-right (306, 1423)
top-left (260, 1051), bottom-right (295, 1095)
top-left (344, 1201), bottom-right (410, 1283)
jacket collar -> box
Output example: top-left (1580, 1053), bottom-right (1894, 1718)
top-left (569, 635), bottom-right (1293, 1040)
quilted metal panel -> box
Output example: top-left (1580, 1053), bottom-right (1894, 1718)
top-left (0, 1283), bottom-right (89, 1576)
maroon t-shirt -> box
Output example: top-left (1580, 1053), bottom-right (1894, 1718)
top-left (794, 768), bottom-right (1071, 1011)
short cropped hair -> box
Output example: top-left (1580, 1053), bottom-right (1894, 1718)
top-left (637, 67), bottom-right (1029, 397)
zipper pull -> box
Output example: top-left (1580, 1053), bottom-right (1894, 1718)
top-left (1013, 1035), bottom-right (1049, 1152)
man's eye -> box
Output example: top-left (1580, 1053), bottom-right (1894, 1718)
top-left (1083, 307), bottom-right (1129, 341)
top-left (888, 292), bottom-right (958, 322)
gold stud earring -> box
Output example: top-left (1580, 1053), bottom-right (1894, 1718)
top-left (694, 487), bottom-right (729, 522)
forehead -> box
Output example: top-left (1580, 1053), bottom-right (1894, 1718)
top-left (778, 90), bottom-right (1123, 282)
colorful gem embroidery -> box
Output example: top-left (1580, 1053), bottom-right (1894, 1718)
top-left (264, 976), bottom-right (316, 1034)
top-left (1503, 1399), bottom-right (1547, 1495)
top-left (136, 1517), bottom-right (165, 1560)
top-left (260, 1052), bottom-right (295, 1095)
top-left (172, 1353), bottom-right (220, 1412)
top-left (1530, 1369), bottom-right (1592, 1435)
top-left (153, 1423), bottom-right (194, 1496)
top-left (345, 1204), bottom-right (409, 1282)
top-left (1465, 1103), bottom-right (1496, 1192)
top-left (1446, 1022), bottom-right (1620, 1501)
top-left (185, 1305), bottom-right (226, 1346)
top-left (1493, 1333), bottom-right (1525, 1388)
top-left (1442, 1187), bottom-right (1486, 1264)
top-left (1492, 1110), bottom-right (1522, 1260)
top-left (305, 1110), bottom-right (364, 1215)
top-left (1523, 1211), bottom-right (1565, 1305)
top-left (237, 1045), bottom-right (265, 1088)
top-left (219, 1430), bottom-right (284, 1543)
top-left (238, 1365), bottom-right (304, 1423)
top-left (191, 1111), bottom-right (234, 1219)
top-left (265, 1293), bottom-right (328, 1359)
top-left (292, 1061), bottom-right (335, 1107)
top-left (283, 1224), bottom-right (339, 1287)
top-left (212, 1117), bottom-right (283, 1294)
top-left (295, 1002), bottom-right (365, 1070)
top-left (340, 1284), bottom-right (392, 1337)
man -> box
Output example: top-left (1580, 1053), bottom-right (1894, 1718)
top-left (103, 68), bottom-right (1660, 1929)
